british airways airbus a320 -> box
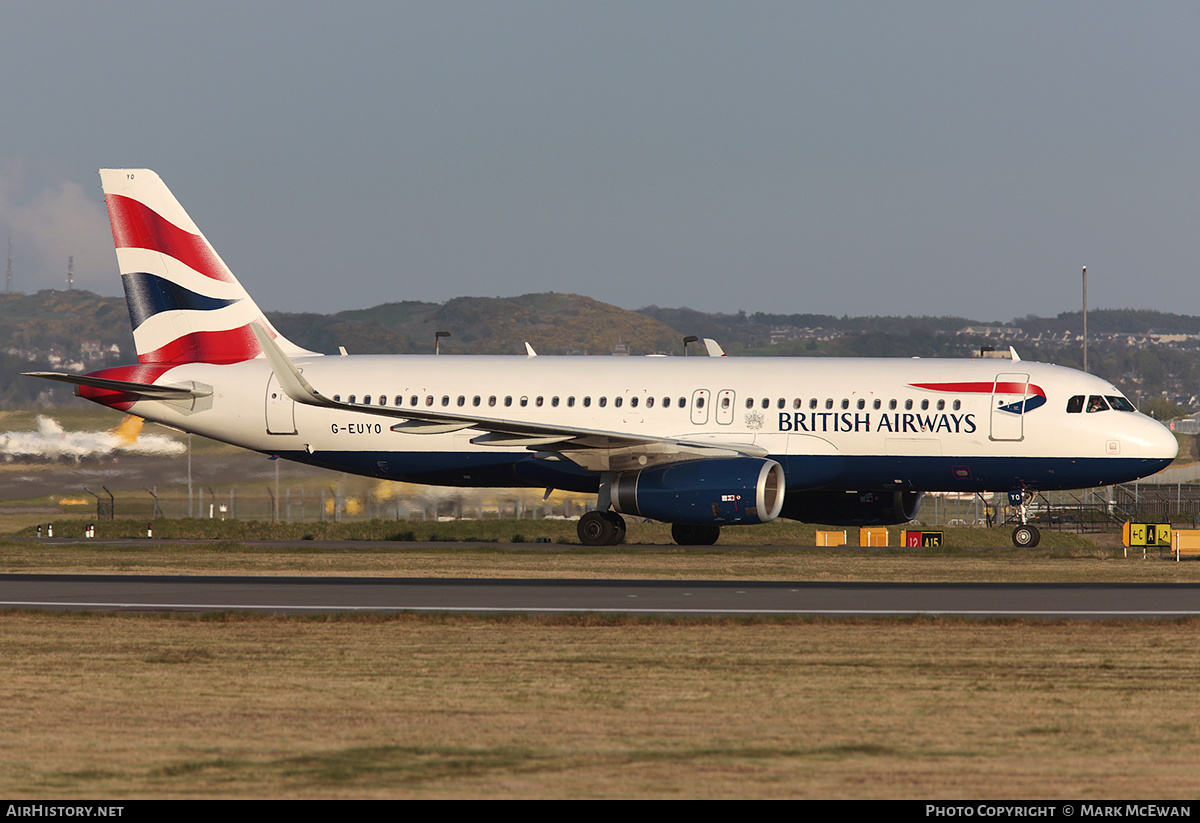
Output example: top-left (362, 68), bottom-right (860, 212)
top-left (28, 170), bottom-right (1178, 547)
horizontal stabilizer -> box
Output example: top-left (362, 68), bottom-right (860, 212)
top-left (24, 372), bottom-right (212, 400)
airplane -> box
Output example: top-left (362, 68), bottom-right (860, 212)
top-left (27, 169), bottom-right (1178, 548)
top-left (0, 413), bottom-right (185, 462)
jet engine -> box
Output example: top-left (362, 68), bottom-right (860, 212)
top-left (779, 490), bottom-right (924, 526)
top-left (610, 457), bottom-right (785, 525)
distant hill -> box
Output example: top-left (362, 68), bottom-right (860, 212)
top-left (271, 293), bottom-right (684, 356)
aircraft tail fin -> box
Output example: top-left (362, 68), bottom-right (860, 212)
top-left (99, 169), bottom-right (315, 364)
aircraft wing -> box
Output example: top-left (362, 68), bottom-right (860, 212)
top-left (251, 324), bottom-right (766, 472)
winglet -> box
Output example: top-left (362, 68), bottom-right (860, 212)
top-left (250, 323), bottom-right (335, 408)
top-left (525, 342), bottom-right (538, 358)
top-left (703, 338), bottom-right (727, 357)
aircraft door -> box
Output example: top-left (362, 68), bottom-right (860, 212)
top-left (690, 389), bottom-right (711, 425)
top-left (716, 390), bottom-right (735, 425)
top-left (989, 372), bottom-right (1029, 442)
top-left (265, 372), bottom-right (297, 434)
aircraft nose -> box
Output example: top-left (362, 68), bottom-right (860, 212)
top-left (1136, 416), bottom-right (1179, 462)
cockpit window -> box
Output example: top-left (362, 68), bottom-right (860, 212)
top-left (1086, 395), bottom-right (1110, 413)
top-left (1106, 396), bottom-right (1136, 412)
top-left (1066, 395), bottom-right (1084, 414)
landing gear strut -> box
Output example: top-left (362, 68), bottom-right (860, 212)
top-left (577, 510), bottom-right (627, 546)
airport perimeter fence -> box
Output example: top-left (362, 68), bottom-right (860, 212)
top-left (61, 483), bottom-right (1176, 534)
top-left (68, 485), bottom-right (593, 524)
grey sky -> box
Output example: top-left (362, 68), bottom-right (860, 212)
top-left (2, 1), bottom-right (1198, 322)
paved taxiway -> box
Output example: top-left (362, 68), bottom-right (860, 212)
top-left (2, 574), bottom-right (1199, 618)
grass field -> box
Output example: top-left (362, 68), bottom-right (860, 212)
top-left (2, 611), bottom-right (1197, 799)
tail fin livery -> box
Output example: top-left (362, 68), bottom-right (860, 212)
top-left (100, 169), bottom-right (314, 364)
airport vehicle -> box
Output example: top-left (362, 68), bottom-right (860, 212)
top-left (28, 170), bottom-right (1178, 546)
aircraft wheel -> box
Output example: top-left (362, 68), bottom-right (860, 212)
top-left (671, 523), bottom-right (721, 546)
top-left (604, 511), bottom-right (627, 545)
top-left (1012, 524), bottom-right (1040, 548)
top-left (580, 515), bottom-right (619, 547)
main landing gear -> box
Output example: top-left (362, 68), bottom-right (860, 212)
top-left (575, 512), bottom-right (724, 546)
top-left (671, 523), bottom-right (721, 546)
top-left (577, 511), bottom-right (627, 546)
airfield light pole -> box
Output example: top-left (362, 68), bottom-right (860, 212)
top-left (435, 331), bottom-right (451, 355)
top-left (683, 335), bottom-right (698, 356)
top-left (1082, 265), bottom-right (1088, 373)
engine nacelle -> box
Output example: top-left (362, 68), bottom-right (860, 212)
top-left (611, 457), bottom-right (785, 525)
top-left (779, 490), bottom-right (924, 526)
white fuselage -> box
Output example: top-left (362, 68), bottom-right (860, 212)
top-left (107, 352), bottom-right (1178, 495)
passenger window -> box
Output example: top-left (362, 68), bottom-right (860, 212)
top-left (746, 398), bottom-right (753, 409)
top-left (535, 396), bottom-right (543, 407)
top-left (889, 399), bottom-right (897, 410)
top-left (810, 398), bottom-right (818, 410)
top-left (777, 398), bottom-right (785, 409)
top-left (841, 399), bottom-right (849, 410)
top-left (793, 398), bottom-right (802, 409)
top-left (473, 396), bottom-right (481, 407)
top-left (857, 399), bottom-right (865, 410)
top-left (568, 396), bottom-right (575, 407)
top-left (349, 395), bottom-right (357, 404)
top-left (425, 395), bottom-right (434, 406)
top-left (936, 399), bottom-right (944, 411)
top-left (457, 396), bottom-right (465, 407)
top-left (583, 397), bottom-right (591, 407)
top-left (504, 396), bottom-right (513, 407)
top-left (442, 396), bottom-right (450, 406)
top-left (873, 399), bottom-right (881, 410)
top-left (1066, 395), bottom-right (1084, 414)
top-left (646, 397), bottom-right (654, 408)
top-left (488, 396), bottom-right (496, 407)
top-left (630, 397), bottom-right (638, 408)
top-left (695, 397), bottom-right (703, 408)
top-left (825, 398), bottom-right (833, 409)
top-left (600, 397), bottom-right (607, 408)
top-left (678, 398), bottom-right (686, 408)
top-left (551, 396), bottom-right (559, 407)
top-left (953, 400), bottom-right (961, 411)
top-left (920, 399), bottom-right (929, 411)
top-left (905, 399), bottom-right (913, 410)
top-left (520, 396), bottom-right (529, 407)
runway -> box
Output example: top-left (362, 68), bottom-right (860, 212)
top-left (2, 573), bottom-right (1199, 618)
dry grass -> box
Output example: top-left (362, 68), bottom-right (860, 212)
top-left (1, 613), bottom-right (1198, 799)
top-left (3, 538), bottom-right (1199, 582)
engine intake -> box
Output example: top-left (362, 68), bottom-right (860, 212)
top-left (611, 457), bottom-right (785, 525)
